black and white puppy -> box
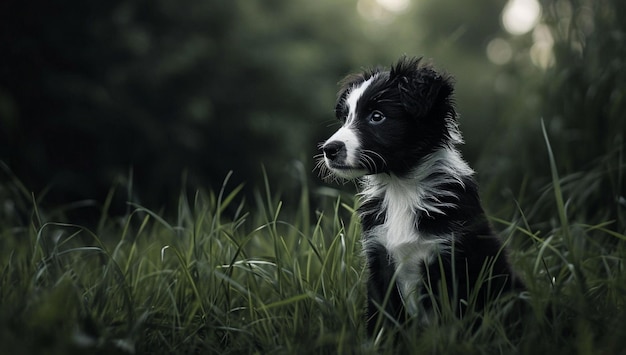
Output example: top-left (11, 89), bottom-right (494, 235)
top-left (318, 57), bottom-right (523, 336)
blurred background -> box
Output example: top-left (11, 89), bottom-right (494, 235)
top-left (0, 0), bottom-right (624, 222)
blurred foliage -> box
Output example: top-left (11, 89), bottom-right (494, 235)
top-left (0, 0), bottom-right (404, 216)
top-left (477, 0), bottom-right (625, 230)
top-left (0, 0), bottom-right (624, 226)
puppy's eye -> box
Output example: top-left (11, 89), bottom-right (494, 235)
top-left (369, 110), bottom-right (386, 124)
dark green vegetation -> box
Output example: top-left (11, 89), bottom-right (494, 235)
top-left (0, 136), bottom-right (624, 353)
top-left (1, 0), bottom-right (625, 353)
top-left (1, 0), bottom-right (621, 217)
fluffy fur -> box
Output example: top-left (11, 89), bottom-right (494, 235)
top-left (317, 57), bottom-right (524, 336)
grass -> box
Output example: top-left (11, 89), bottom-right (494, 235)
top-left (0, 137), bottom-right (625, 354)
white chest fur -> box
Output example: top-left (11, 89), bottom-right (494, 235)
top-left (363, 178), bottom-right (443, 316)
top-left (360, 148), bottom-right (471, 315)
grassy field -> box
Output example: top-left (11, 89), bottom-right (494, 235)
top-left (1, 136), bottom-right (624, 354)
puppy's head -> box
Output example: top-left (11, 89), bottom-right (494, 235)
top-left (318, 57), bottom-right (459, 181)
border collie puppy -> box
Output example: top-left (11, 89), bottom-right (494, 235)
top-left (318, 57), bottom-right (523, 336)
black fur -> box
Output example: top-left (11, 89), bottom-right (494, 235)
top-left (319, 57), bottom-right (524, 337)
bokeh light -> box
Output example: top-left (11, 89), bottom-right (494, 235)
top-left (501, 0), bottom-right (541, 35)
top-left (376, 0), bottom-right (410, 13)
top-left (486, 37), bottom-right (513, 65)
top-left (530, 24), bottom-right (555, 69)
top-left (357, 0), bottom-right (410, 23)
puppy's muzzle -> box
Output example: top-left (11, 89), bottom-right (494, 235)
top-left (322, 141), bottom-right (347, 162)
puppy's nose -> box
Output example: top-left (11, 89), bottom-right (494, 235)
top-left (322, 141), bottom-right (345, 161)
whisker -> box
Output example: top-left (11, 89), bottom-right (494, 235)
top-left (365, 154), bottom-right (376, 171)
top-left (361, 149), bottom-right (388, 173)
top-left (359, 153), bottom-right (374, 172)
top-left (312, 155), bottom-right (340, 184)
top-left (313, 157), bottom-right (327, 173)
top-left (325, 121), bottom-right (342, 128)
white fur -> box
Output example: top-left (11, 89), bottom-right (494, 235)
top-left (360, 147), bottom-right (473, 315)
top-left (345, 75), bottom-right (376, 125)
top-left (323, 76), bottom-right (377, 178)
top-left (324, 126), bottom-right (361, 168)
top-left (446, 119), bottom-right (465, 146)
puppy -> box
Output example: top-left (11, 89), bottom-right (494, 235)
top-left (317, 57), bottom-right (524, 336)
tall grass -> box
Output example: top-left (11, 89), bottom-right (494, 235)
top-left (0, 135), bottom-right (624, 354)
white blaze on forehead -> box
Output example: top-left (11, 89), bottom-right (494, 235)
top-left (344, 75), bottom-right (376, 124)
top-left (326, 76), bottom-right (374, 167)
top-left (323, 75), bottom-right (377, 176)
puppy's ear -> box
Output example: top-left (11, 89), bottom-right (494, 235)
top-left (391, 58), bottom-right (454, 118)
